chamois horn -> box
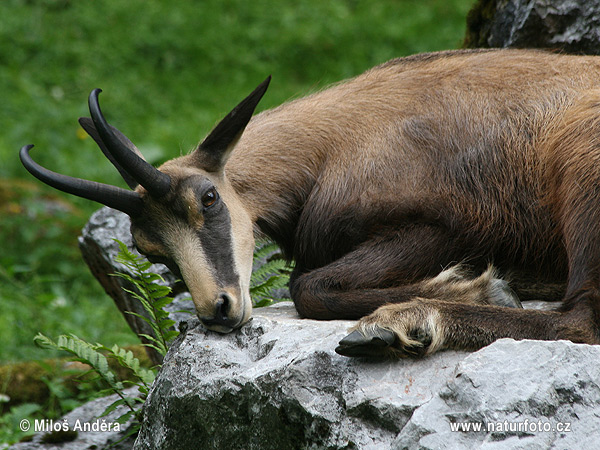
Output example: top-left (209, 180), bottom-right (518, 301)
top-left (88, 88), bottom-right (171, 197)
top-left (19, 144), bottom-right (144, 217)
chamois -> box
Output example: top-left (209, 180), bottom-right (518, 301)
top-left (21, 48), bottom-right (600, 357)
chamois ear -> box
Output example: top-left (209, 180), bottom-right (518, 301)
top-left (196, 76), bottom-right (271, 173)
top-left (78, 117), bottom-right (143, 190)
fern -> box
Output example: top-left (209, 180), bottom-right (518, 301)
top-left (32, 240), bottom-right (182, 439)
top-left (250, 241), bottom-right (293, 307)
top-left (103, 344), bottom-right (156, 391)
top-left (251, 241), bottom-right (282, 263)
top-left (112, 240), bottom-right (177, 356)
top-left (33, 334), bottom-right (145, 424)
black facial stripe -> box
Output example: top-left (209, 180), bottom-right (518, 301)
top-left (196, 196), bottom-right (240, 289)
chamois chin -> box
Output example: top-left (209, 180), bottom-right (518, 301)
top-left (20, 49), bottom-right (600, 356)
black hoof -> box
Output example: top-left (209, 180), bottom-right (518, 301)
top-left (335, 327), bottom-right (397, 357)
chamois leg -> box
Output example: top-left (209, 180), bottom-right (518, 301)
top-left (290, 227), bottom-right (520, 321)
top-left (336, 94), bottom-right (600, 358)
top-left (338, 253), bottom-right (598, 358)
top-left (337, 299), bottom-right (563, 357)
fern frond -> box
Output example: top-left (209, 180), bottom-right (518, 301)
top-left (252, 241), bottom-right (282, 262)
top-left (34, 333), bottom-right (139, 418)
top-left (249, 241), bottom-right (292, 308)
top-left (112, 239), bottom-right (182, 356)
top-left (106, 344), bottom-right (156, 387)
top-left (250, 258), bottom-right (291, 285)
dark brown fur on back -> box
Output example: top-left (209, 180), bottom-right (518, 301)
top-left (230, 50), bottom-right (590, 276)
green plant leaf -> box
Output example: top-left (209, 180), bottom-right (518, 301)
top-left (250, 241), bottom-right (292, 308)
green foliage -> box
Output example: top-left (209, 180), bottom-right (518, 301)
top-left (39, 363), bottom-right (99, 420)
top-left (250, 242), bottom-right (293, 308)
top-left (112, 241), bottom-right (178, 357)
top-left (0, 358), bottom-right (107, 447)
top-left (0, 401), bottom-right (40, 446)
top-left (0, 182), bottom-right (138, 362)
top-left (28, 241), bottom-right (180, 440)
top-left (33, 334), bottom-right (146, 425)
top-left (0, 0), bottom-right (473, 179)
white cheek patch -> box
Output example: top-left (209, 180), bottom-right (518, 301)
top-left (169, 226), bottom-right (219, 317)
top-left (222, 187), bottom-right (255, 321)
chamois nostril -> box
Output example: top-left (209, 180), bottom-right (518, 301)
top-left (216, 293), bottom-right (231, 320)
top-left (198, 293), bottom-right (240, 332)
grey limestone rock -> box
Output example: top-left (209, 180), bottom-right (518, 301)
top-left (393, 339), bottom-right (600, 449)
top-left (133, 303), bottom-right (600, 450)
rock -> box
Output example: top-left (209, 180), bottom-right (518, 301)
top-left (464, 0), bottom-right (600, 54)
top-left (133, 303), bottom-right (600, 449)
top-left (11, 388), bottom-right (138, 450)
top-left (394, 339), bottom-right (600, 449)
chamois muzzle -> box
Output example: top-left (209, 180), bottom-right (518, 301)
top-left (198, 293), bottom-right (241, 332)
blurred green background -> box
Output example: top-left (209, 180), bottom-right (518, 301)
top-left (0, 0), bottom-right (474, 364)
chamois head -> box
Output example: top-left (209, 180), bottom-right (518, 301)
top-left (20, 78), bottom-right (271, 333)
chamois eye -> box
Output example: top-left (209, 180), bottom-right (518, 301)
top-left (201, 187), bottom-right (218, 208)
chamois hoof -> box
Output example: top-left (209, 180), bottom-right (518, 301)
top-left (335, 327), bottom-right (397, 357)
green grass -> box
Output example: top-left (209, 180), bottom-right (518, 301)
top-left (0, 0), bottom-right (474, 363)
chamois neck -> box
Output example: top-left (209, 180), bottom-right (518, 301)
top-left (225, 106), bottom-right (336, 253)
